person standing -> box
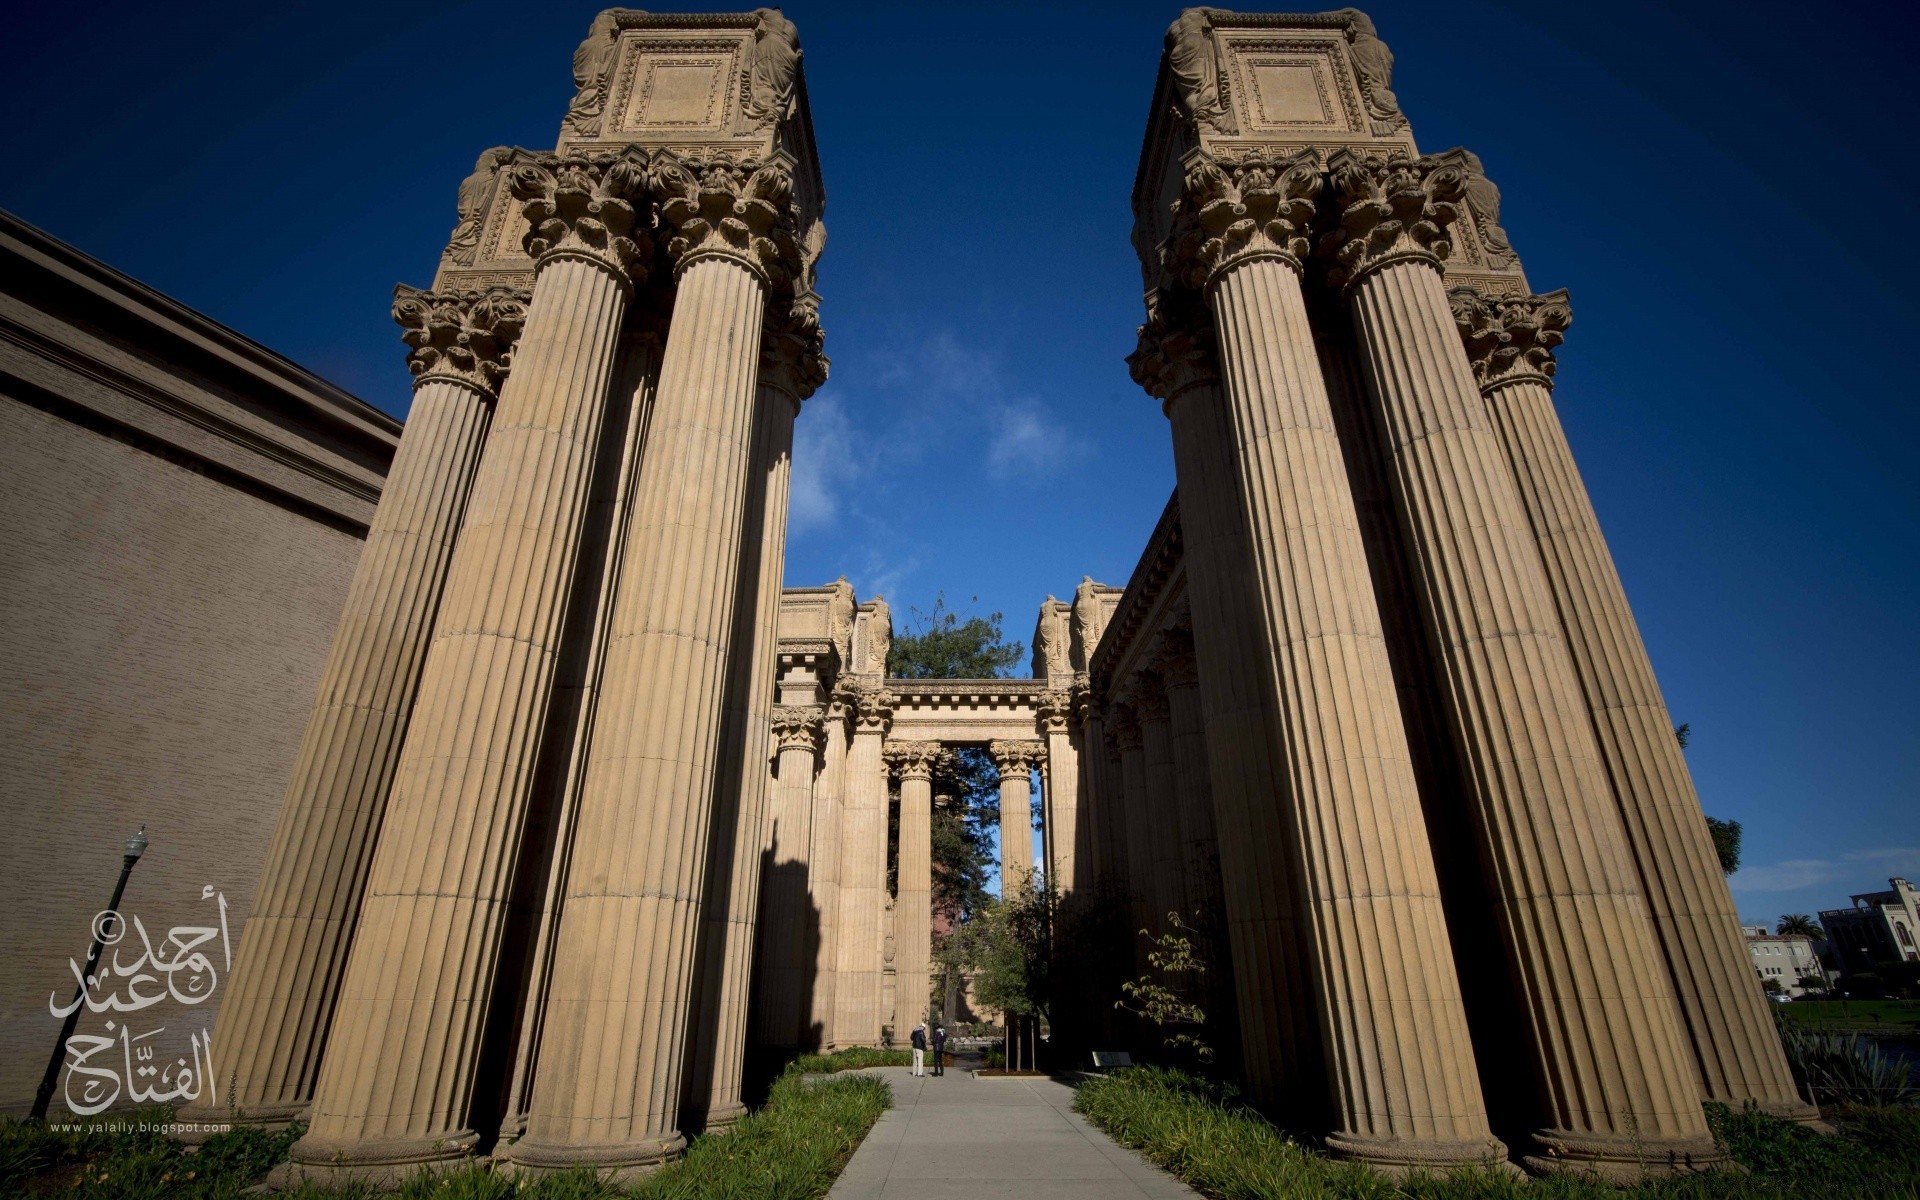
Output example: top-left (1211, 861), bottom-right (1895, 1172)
top-left (931, 1023), bottom-right (947, 1076)
top-left (910, 1021), bottom-right (927, 1076)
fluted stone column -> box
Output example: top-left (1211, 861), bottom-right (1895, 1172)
top-left (1076, 697), bottom-right (1119, 891)
top-left (286, 152), bottom-right (651, 1179)
top-left (1327, 149), bottom-right (1721, 1177)
top-left (887, 742), bottom-right (938, 1037)
top-left (186, 286), bottom-right (525, 1132)
top-left (1110, 706), bottom-right (1154, 951)
top-left (1126, 147), bottom-right (1502, 1167)
top-left (683, 332), bottom-right (817, 1128)
top-left (990, 740), bottom-right (1042, 892)
top-left (808, 694), bottom-right (850, 1048)
top-left (1132, 679), bottom-right (1187, 932)
top-left (1156, 628), bottom-right (1221, 928)
top-left (507, 153), bottom-right (801, 1178)
top-left (755, 705), bottom-right (825, 1048)
top-left (1452, 288), bottom-right (1813, 1123)
top-left (1037, 691), bottom-right (1081, 892)
top-left (832, 687), bottom-right (894, 1047)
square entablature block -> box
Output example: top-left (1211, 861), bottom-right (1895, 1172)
top-left (1131, 8), bottom-right (1528, 298)
top-left (433, 9), bottom-right (824, 294)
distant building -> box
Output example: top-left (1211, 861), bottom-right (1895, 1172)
top-left (1819, 877), bottom-right (1920, 977)
top-left (1741, 925), bottom-right (1825, 996)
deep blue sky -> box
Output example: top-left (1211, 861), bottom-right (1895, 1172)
top-left (5, 2), bottom-right (1915, 917)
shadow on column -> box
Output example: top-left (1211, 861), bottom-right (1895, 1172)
top-left (739, 838), bottom-right (823, 1109)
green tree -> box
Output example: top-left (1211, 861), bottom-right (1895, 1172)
top-left (887, 595), bottom-right (1023, 925)
top-left (1777, 914), bottom-right (1821, 938)
top-left (1116, 913), bottom-right (1213, 1067)
top-left (950, 876), bottom-right (1053, 1071)
top-left (1707, 816), bottom-right (1742, 876)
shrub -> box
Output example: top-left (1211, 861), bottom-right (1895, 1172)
top-left (1777, 1022), bottom-right (1919, 1106)
top-left (787, 1047), bottom-right (910, 1075)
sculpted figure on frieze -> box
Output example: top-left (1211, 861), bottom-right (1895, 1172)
top-left (563, 10), bottom-right (625, 137)
top-left (866, 595), bottom-right (892, 676)
top-left (1337, 8), bottom-right (1406, 135)
top-left (444, 147), bottom-right (513, 265)
top-left (1165, 8), bottom-right (1238, 135)
top-left (1457, 149), bottom-right (1518, 268)
top-left (740, 7), bottom-right (803, 129)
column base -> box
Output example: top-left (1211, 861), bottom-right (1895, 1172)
top-left (171, 1099), bottom-right (307, 1144)
top-left (1521, 1127), bottom-right (1729, 1183)
top-left (1742, 1095), bottom-right (1828, 1130)
top-left (495, 1131), bottom-right (687, 1182)
top-left (274, 1128), bottom-right (481, 1188)
top-left (1324, 1131), bottom-right (1518, 1178)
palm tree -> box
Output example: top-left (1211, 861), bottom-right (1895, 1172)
top-left (1777, 914), bottom-right (1821, 938)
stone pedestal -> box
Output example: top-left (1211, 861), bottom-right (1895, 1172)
top-left (287, 152), bottom-right (650, 1180)
top-left (507, 153), bottom-right (795, 1178)
top-left (1128, 148), bottom-right (1503, 1168)
top-left (1453, 287), bottom-right (1814, 1124)
top-left (1328, 150), bottom-right (1720, 1177)
top-left (990, 739), bottom-right (1042, 892)
top-left (188, 287), bottom-right (524, 1133)
top-left (832, 687), bottom-right (894, 1047)
top-left (887, 742), bottom-right (938, 1038)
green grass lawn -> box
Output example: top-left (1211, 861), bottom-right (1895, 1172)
top-left (0, 1050), bottom-right (895, 1200)
top-left (1074, 1065), bottom-right (1920, 1199)
top-left (1776, 999), bottom-right (1920, 1033)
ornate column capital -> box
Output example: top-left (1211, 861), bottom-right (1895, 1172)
top-left (1154, 626), bottom-right (1200, 690)
top-left (1125, 672), bottom-right (1171, 726)
top-left (1036, 688), bottom-right (1075, 734)
top-left (652, 151), bottom-right (802, 287)
top-left (883, 740), bottom-right (941, 781)
top-left (1167, 148), bottom-right (1323, 288)
top-left (1450, 287), bottom-right (1573, 393)
top-left (1320, 150), bottom-right (1467, 289)
top-left (392, 284), bottom-right (530, 400)
top-left (853, 685), bottom-right (896, 733)
top-left (1108, 705), bottom-right (1144, 752)
top-left (760, 292), bottom-right (829, 406)
top-left (508, 150), bottom-right (655, 284)
top-left (988, 740), bottom-right (1045, 779)
top-left (772, 704), bottom-right (826, 754)
top-left (1128, 290), bottom-right (1219, 409)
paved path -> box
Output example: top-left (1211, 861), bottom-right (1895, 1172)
top-left (828, 1067), bottom-right (1199, 1199)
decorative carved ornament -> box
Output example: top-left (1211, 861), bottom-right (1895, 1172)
top-left (1168, 149), bottom-right (1322, 288)
top-left (883, 740), bottom-right (941, 780)
top-left (444, 147), bottom-right (515, 266)
top-left (988, 740), bottom-right (1045, 778)
top-left (509, 151), bottom-right (654, 282)
top-left (1155, 626), bottom-right (1200, 689)
top-left (1450, 287), bottom-right (1572, 392)
top-left (854, 685), bottom-right (897, 732)
top-left (1108, 705), bottom-right (1145, 752)
top-left (772, 704), bottom-right (826, 753)
top-left (1321, 150), bottom-right (1466, 288)
top-left (1036, 688), bottom-right (1075, 733)
top-left (652, 152), bottom-right (801, 284)
top-left (1128, 291), bottom-right (1219, 405)
top-left (392, 285), bottom-right (530, 398)
top-left (1125, 673), bottom-right (1171, 725)
top-left (760, 289), bottom-right (828, 403)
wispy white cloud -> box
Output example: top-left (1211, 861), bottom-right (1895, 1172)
top-left (1730, 846), bottom-right (1920, 896)
top-left (985, 397), bottom-right (1076, 481)
top-left (789, 394), bottom-right (858, 533)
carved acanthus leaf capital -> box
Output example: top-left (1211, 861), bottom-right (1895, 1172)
top-left (392, 284), bottom-right (530, 398)
top-left (761, 291), bottom-right (829, 404)
top-left (1128, 290), bottom-right (1218, 406)
top-left (772, 704), bottom-right (826, 753)
top-left (988, 739), bottom-right (1045, 778)
top-left (884, 739), bottom-right (942, 780)
top-left (1125, 673), bottom-right (1171, 725)
top-left (1036, 688), bottom-right (1075, 733)
top-left (509, 150), bottom-right (654, 283)
top-left (1108, 704), bottom-right (1144, 752)
top-left (652, 152), bottom-right (801, 285)
top-left (1167, 149), bottom-right (1323, 289)
top-left (1154, 626), bottom-right (1200, 689)
top-left (854, 685), bottom-right (897, 732)
top-left (1450, 287), bottom-right (1573, 392)
top-left (1321, 151), bottom-right (1466, 288)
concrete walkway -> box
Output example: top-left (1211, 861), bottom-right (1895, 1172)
top-left (828, 1067), bottom-right (1199, 1199)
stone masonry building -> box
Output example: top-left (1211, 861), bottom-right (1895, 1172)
top-left (0, 7), bottom-right (1816, 1186)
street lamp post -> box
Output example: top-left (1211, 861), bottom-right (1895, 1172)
top-left (31, 825), bottom-right (148, 1121)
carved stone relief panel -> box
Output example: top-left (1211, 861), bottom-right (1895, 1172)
top-left (1222, 39), bottom-right (1358, 134)
top-left (609, 38), bottom-right (743, 137)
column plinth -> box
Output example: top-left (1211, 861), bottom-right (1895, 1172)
top-left (886, 743), bottom-right (939, 1038)
top-left (1129, 147), bottom-right (1504, 1166)
top-left (507, 152), bottom-right (803, 1178)
top-left (285, 151), bottom-right (651, 1181)
top-left (1327, 149), bottom-right (1721, 1177)
top-left (185, 286), bottom-right (524, 1134)
top-left (831, 686), bottom-right (895, 1047)
top-left (989, 739), bottom-right (1043, 892)
top-left (1452, 287), bottom-right (1814, 1124)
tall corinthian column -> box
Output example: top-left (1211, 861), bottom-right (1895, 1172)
top-left (682, 318), bottom-right (820, 1128)
top-left (886, 742), bottom-right (938, 1038)
top-left (188, 286), bottom-right (524, 1131)
top-left (1451, 288), bottom-right (1813, 1122)
top-left (1036, 691), bottom-right (1081, 892)
top-left (509, 152), bottom-right (801, 1178)
top-left (287, 152), bottom-right (651, 1179)
top-left (755, 705), bottom-right (826, 1048)
top-left (1131, 149), bottom-right (1503, 1167)
top-left (1326, 150), bottom-right (1722, 1178)
top-left (832, 686), bottom-right (895, 1047)
top-left (989, 740), bottom-right (1042, 892)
